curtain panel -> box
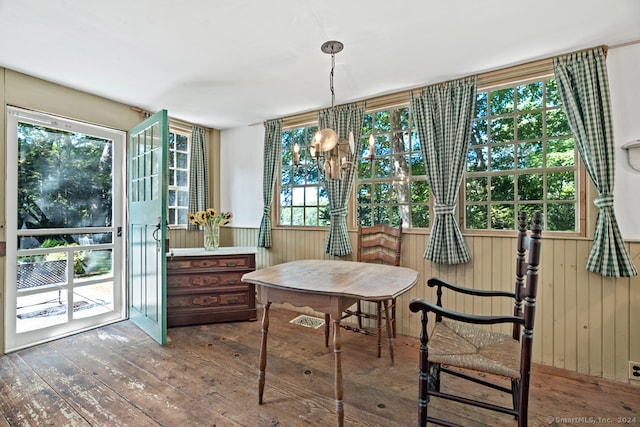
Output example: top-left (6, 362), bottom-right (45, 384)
top-left (410, 76), bottom-right (477, 264)
top-left (553, 47), bottom-right (637, 277)
top-left (187, 125), bottom-right (209, 230)
top-left (319, 103), bottom-right (366, 256)
top-left (258, 119), bottom-right (283, 248)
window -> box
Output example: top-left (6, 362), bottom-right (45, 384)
top-left (167, 129), bottom-right (190, 226)
top-left (280, 125), bottom-right (330, 226)
top-left (465, 78), bottom-right (579, 231)
top-left (356, 107), bottom-right (429, 228)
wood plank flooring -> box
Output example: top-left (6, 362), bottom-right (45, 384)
top-left (0, 307), bottom-right (638, 426)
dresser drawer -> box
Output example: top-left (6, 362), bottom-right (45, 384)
top-left (167, 254), bottom-right (254, 271)
top-left (167, 291), bottom-right (251, 309)
top-left (167, 271), bottom-right (246, 289)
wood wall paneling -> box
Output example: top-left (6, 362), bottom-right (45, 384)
top-left (169, 226), bottom-right (640, 385)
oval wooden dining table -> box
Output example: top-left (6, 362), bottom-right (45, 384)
top-left (242, 259), bottom-right (419, 427)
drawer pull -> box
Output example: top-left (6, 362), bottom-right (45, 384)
top-left (225, 279), bottom-right (239, 284)
top-left (192, 296), bottom-right (219, 306)
top-left (224, 261), bottom-right (238, 267)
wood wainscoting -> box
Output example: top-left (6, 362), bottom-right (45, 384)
top-left (169, 226), bottom-right (640, 386)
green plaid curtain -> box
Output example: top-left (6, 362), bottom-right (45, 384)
top-left (187, 125), bottom-right (209, 231)
top-left (258, 119), bottom-right (283, 247)
top-left (319, 103), bottom-right (366, 256)
top-left (553, 48), bottom-right (637, 277)
top-left (410, 76), bottom-right (477, 264)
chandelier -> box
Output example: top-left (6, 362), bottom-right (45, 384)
top-left (292, 40), bottom-right (374, 180)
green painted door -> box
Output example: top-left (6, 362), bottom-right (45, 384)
top-left (128, 110), bottom-right (168, 345)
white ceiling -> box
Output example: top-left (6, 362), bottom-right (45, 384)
top-left (1, 0), bottom-right (639, 130)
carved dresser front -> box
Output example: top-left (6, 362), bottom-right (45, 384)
top-left (166, 247), bottom-right (257, 327)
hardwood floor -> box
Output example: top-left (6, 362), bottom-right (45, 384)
top-left (0, 307), bottom-right (638, 427)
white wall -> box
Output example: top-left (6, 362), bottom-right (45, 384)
top-left (220, 43), bottom-right (640, 239)
top-left (609, 43), bottom-right (640, 241)
top-left (219, 124), bottom-right (265, 228)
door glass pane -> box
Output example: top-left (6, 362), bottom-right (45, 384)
top-left (73, 282), bottom-right (114, 319)
top-left (17, 123), bottom-right (113, 229)
top-left (16, 290), bottom-right (68, 333)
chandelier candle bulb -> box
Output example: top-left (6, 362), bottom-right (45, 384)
top-left (293, 143), bottom-right (300, 165)
top-left (369, 134), bottom-right (375, 158)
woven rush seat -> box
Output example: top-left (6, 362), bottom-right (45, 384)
top-left (429, 319), bottom-right (521, 379)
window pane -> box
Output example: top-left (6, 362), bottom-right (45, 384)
top-left (490, 117), bottom-right (514, 143)
top-left (517, 112), bottom-right (543, 139)
top-left (466, 177), bottom-right (488, 202)
top-left (357, 183), bottom-right (371, 204)
top-left (491, 204), bottom-right (515, 229)
top-left (547, 108), bottom-right (571, 137)
top-left (374, 183), bottom-right (391, 203)
top-left (547, 171), bottom-right (576, 200)
top-left (374, 111), bottom-right (391, 132)
top-left (475, 92), bottom-right (488, 117)
top-left (517, 81), bottom-right (543, 111)
top-left (280, 207), bottom-right (291, 225)
top-left (176, 170), bottom-right (187, 187)
top-left (471, 119), bottom-right (488, 145)
top-left (518, 173), bottom-right (543, 200)
top-left (491, 145), bottom-right (515, 170)
top-left (548, 203), bottom-right (576, 231)
top-left (546, 79), bottom-right (561, 107)
top-left (176, 152), bottom-right (188, 168)
top-left (304, 207), bottom-right (317, 226)
top-left (517, 142), bottom-right (543, 169)
top-left (410, 181), bottom-right (430, 204)
top-left (467, 146), bottom-right (488, 172)
top-left (547, 138), bottom-right (575, 167)
top-left (176, 134), bottom-right (188, 151)
top-left (466, 204), bottom-right (488, 229)
top-left (490, 88), bottom-right (514, 115)
top-left (391, 108), bottom-right (410, 130)
top-left (411, 205), bottom-right (430, 228)
top-left (178, 190), bottom-right (188, 206)
top-left (492, 175), bottom-right (514, 201)
top-left (374, 157), bottom-right (391, 178)
top-left (291, 207), bottom-right (304, 225)
top-left (411, 153), bottom-right (426, 175)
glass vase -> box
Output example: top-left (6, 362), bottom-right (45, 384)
top-left (203, 224), bottom-right (220, 251)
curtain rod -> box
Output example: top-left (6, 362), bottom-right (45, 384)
top-left (253, 43), bottom-right (624, 129)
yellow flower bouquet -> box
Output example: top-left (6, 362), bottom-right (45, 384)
top-left (188, 208), bottom-right (232, 250)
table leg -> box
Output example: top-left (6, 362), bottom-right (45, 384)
top-left (383, 299), bottom-right (394, 365)
top-left (258, 302), bottom-right (271, 404)
top-left (324, 313), bottom-right (330, 347)
top-left (332, 315), bottom-right (344, 427)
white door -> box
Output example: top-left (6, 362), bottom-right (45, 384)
top-left (4, 107), bottom-right (126, 352)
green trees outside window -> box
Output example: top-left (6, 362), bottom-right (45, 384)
top-left (466, 79), bottom-right (578, 231)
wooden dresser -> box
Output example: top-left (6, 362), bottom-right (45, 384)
top-left (166, 247), bottom-right (257, 327)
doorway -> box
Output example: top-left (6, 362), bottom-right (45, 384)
top-left (4, 107), bottom-right (126, 352)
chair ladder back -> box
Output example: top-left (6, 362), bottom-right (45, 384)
top-left (517, 212), bottom-right (543, 425)
top-left (513, 212), bottom-right (528, 340)
top-left (357, 219), bottom-right (403, 266)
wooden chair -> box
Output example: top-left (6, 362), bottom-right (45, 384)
top-left (325, 219), bottom-right (403, 363)
top-left (409, 212), bottom-right (542, 427)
